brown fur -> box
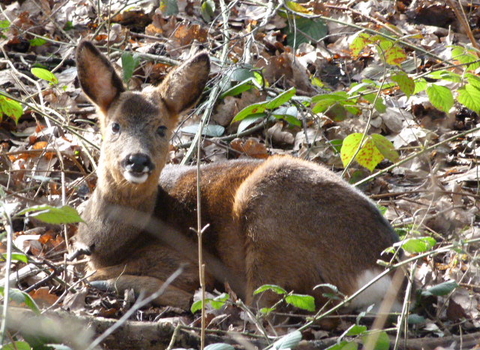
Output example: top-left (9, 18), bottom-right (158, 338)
top-left (74, 41), bottom-right (399, 311)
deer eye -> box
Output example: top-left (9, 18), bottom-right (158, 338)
top-left (111, 122), bottom-right (120, 134)
top-left (157, 125), bottom-right (167, 137)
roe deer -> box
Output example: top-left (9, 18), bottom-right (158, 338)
top-left (74, 41), bottom-right (400, 312)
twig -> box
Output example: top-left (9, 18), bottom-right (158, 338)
top-left (0, 195), bottom-right (15, 346)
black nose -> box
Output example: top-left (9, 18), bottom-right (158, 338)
top-left (122, 153), bottom-right (154, 173)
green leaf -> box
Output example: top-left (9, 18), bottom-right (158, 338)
top-left (266, 88), bottom-right (297, 109)
top-left (391, 72), bottom-right (415, 97)
top-left (0, 288), bottom-right (41, 315)
top-left (341, 134), bottom-right (384, 172)
top-left (401, 237), bottom-right (436, 253)
top-left (457, 84), bottom-right (480, 113)
top-left (422, 280), bottom-right (458, 297)
top-left (31, 67), bottom-right (59, 84)
top-left (273, 106), bottom-right (301, 126)
top-left (190, 294), bottom-right (230, 313)
top-left (1, 341), bottom-right (32, 350)
top-left (284, 17), bottom-right (327, 49)
top-left (237, 114), bottom-right (266, 134)
top-left (45, 345), bottom-right (74, 350)
top-left (253, 284), bottom-right (287, 295)
top-left (362, 94), bottom-right (387, 113)
top-left (361, 331), bottom-right (390, 350)
top-left (311, 92), bottom-right (349, 114)
top-left (408, 314), bottom-right (426, 324)
top-left (383, 45), bottom-right (407, 66)
top-left (326, 341), bottom-right (358, 350)
top-left (350, 33), bottom-right (371, 57)
top-left (30, 37), bottom-right (47, 47)
top-left (190, 299), bottom-right (203, 313)
top-left (0, 95), bottom-right (23, 123)
top-left (18, 205), bottom-right (84, 224)
top-left (260, 307), bottom-right (276, 315)
top-left (122, 52), bottom-right (141, 84)
top-left (465, 73), bottom-right (480, 88)
top-left (414, 78), bottom-right (427, 94)
top-left (426, 84), bottom-right (454, 112)
top-left (285, 1), bottom-right (313, 14)
top-left (371, 134), bottom-right (399, 162)
top-left (1, 253), bottom-right (29, 263)
top-left (204, 344), bottom-right (235, 350)
top-left (0, 20), bottom-right (10, 30)
top-left (201, 0), bottom-right (216, 22)
top-left (346, 324), bottom-right (368, 336)
top-left (285, 294), bottom-right (315, 312)
top-left (221, 78), bottom-right (257, 98)
top-left (160, 0), bottom-right (179, 16)
top-left (181, 124), bottom-right (225, 137)
top-left (451, 46), bottom-right (480, 71)
top-left (427, 70), bottom-right (462, 83)
top-left (231, 88), bottom-right (296, 123)
top-left (272, 330), bottom-right (302, 350)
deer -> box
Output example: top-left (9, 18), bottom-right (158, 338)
top-left (73, 41), bottom-right (401, 313)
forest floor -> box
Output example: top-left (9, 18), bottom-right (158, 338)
top-left (1, 0), bottom-right (480, 349)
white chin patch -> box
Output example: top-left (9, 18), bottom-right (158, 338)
top-left (123, 171), bottom-right (149, 184)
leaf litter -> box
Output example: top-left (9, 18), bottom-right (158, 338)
top-left (1, 0), bottom-right (480, 348)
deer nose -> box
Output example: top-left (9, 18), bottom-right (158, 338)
top-left (123, 153), bottom-right (155, 174)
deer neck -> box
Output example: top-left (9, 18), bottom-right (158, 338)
top-left (95, 163), bottom-right (159, 215)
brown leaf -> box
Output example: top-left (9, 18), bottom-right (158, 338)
top-left (29, 287), bottom-right (59, 308)
top-left (231, 138), bottom-right (269, 159)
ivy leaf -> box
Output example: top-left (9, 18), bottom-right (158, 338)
top-left (31, 67), bottom-right (58, 84)
top-left (426, 84), bottom-right (454, 112)
top-left (18, 205), bottom-right (84, 224)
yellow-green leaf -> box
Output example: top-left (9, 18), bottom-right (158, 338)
top-left (426, 84), bottom-right (454, 112)
top-left (371, 134), bottom-right (399, 162)
top-left (31, 67), bottom-right (59, 84)
top-left (0, 95), bottom-right (23, 123)
top-left (391, 72), bottom-right (415, 97)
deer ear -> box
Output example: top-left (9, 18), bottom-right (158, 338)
top-left (76, 41), bottom-right (125, 113)
top-left (158, 52), bottom-right (210, 115)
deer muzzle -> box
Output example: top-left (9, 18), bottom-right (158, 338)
top-left (121, 153), bottom-right (155, 184)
